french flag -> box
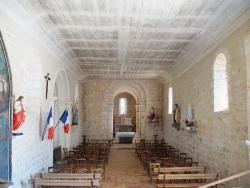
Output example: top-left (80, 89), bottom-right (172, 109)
top-left (60, 109), bottom-right (70, 134)
top-left (47, 107), bottom-right (54, 140)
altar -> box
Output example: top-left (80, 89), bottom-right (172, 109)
top-left (114, 116), bottom-right (134, 133)
top-left (116, 132), bottom-right (135, 143)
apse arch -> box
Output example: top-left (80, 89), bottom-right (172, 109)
top-left (105, 80), bottom-right (146, 103)
top-left (103, 80), bottom-right (146, 140)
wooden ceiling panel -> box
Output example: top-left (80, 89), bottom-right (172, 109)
top-left (73, 49), bottom-right (118, 58)
top-left (12, 0), bottom-right (250, 81)
top-left (79, 58), bottom-right (116, 65)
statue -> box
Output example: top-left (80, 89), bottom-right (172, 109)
top-left (72, 100), bottom-right (78, 125)
top-left (13, 96), bottom-right (26, 132)
top-left (173, 104), bottom-right (180, 124)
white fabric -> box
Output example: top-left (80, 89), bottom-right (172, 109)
top-left (116, 132), bottom-right (135, 138)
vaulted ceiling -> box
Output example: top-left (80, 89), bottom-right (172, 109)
top-left (2, 0), bottom-right (250, 82)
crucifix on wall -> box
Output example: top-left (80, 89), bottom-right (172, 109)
top-left (44, 73), bottom-right (51, 100)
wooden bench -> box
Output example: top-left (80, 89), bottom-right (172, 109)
top-left (157, 173), bottom-right (218, 188)
top-left (32, 178), bottom-right (97, 187)
top-left (151, 166), bottom-right (209, 184)
top-left (29, 173), bottom-right (101, 187)
top-left (37, 172), bottom-right (101, 180)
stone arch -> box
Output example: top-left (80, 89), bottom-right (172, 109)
top-left (51, 69), bottom-right (70, 101)
top-left (103, 80), bottom-right (146, 139)
top-left (104, 80), bottom-right (146, 103)
top-left (52, 69), bottom-right (71, 150)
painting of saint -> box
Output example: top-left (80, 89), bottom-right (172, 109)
top-left (0, 32), bottom-right (12, 181)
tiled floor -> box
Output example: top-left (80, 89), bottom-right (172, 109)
top-left (102, 146), bottom-right (155, 188)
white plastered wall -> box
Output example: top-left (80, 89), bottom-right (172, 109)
top-left (0, 8), bottom-right (82, 188)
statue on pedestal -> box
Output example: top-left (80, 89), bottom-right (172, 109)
top-left (173, 104), bottom-right (180, 124)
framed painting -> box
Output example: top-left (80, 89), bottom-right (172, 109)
top-left (0, 31), bottom-right (12, 181)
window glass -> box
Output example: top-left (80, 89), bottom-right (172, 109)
top-left (168, 87), bottom-right (173, 114)
top-left (214, 53), bottom-right (228, 112)
top-left (119, 98), bottom-right (127, 115)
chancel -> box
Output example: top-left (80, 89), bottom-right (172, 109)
top-left (1, 0), bottom-right (250, 187)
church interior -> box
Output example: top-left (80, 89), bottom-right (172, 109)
top-left (0, 0), bottom-right (250, 187)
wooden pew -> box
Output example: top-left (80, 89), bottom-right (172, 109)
top-left (151, 166), bottom-right (209, 184)
top-left (32, 178), bottom-right (96, 187)
top-left (38, 172), bottom-right (101, 180)
top-left (157, 173), bottom-right (218, 188)
top-left (29, 173), bottom-right (101, 187)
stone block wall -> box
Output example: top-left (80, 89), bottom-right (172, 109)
top-left (80, 79), bottom-right (163, 140)
top-left (163, 20), bottom-right (250, 187)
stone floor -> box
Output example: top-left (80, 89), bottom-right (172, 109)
top-left (102, 146), bottom-right (155, 188)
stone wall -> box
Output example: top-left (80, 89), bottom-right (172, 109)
top-left (0, 10), bottom-right (82, 188)
top-left (163, 20), bottom-right (250, 187)
top-left (80, 79), bottom-right (163, 140)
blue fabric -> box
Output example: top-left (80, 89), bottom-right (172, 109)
top-left (59, 110), bottom-right (67, 123)
top-left (46, 107), bottom-right (52, 124)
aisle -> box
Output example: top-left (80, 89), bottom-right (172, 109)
top-left (102, 149), bottom-right (155, 188)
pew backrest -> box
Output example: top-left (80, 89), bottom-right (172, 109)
top-left (37, 172), bottom-right (102, 180)
top-left (158, 173), bottom-right (218, 180)
top-left (150, 166), bottom-right (210, 184)
top-left (157, 173), bottom-right (219, 188)
top-left (154, 166), bottom-right (209, 174)
top-left (33, 178), bottom-right (99, 187)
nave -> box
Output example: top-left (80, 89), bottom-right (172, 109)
top-left (28, 139), bottom-right (249, 188)
top-left (103, 147), bottom-right (155, 188)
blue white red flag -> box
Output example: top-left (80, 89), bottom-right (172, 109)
top-left (47, 107), bottom-right (54, 140)
top-left (63, 110), bottom-right (70, 134)
top-left (59, 109), bottom-right (70, 134)
top-left (59, 109), bottom-right (67, 124)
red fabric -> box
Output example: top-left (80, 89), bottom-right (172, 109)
top-left (48, 126), bottom-right (54, 140)
top-left (64, 123), bottom-right (69, 134)
top-left (13, 107), bottom-right (26, 131)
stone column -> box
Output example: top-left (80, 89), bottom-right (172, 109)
top-left (135, 104), bottom-right (139, 139)
top-left (108, 103), bottom-right (114, 139)
top-left (140, 101), bottom-right (146, 139)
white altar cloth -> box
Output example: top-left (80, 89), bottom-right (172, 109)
top-left (116, 132), bottom-right (135, 138)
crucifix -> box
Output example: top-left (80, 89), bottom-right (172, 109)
top-left (44, 73), bottom-right (51, 100)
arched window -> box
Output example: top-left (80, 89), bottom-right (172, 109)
top-left (168, 87), bottom-right (173, 114)
top-left (214, 53), bottom-right (228, 112)
top-left (119, 98), bottom-right (127, 115)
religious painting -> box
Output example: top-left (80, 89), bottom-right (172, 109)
top-left (0, 31), bottom-right (12, 181)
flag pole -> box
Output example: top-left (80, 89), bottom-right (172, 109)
top-left (54, 107), bottom-right (68, 130)
top-left (41, 122), bottom-right (48, 140)
top-left (53, 119), bottom-right (61, 131)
